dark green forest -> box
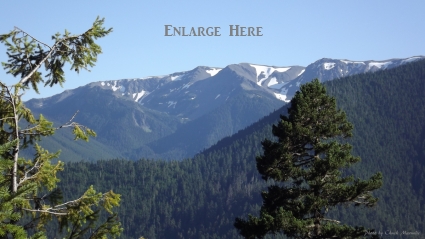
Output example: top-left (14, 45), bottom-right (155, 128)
top-left (54, 59), bottom-right (425, 238)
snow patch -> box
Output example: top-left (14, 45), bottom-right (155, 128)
top-left (167, 101), bottom-right (177, 108)
top-left (206, 68), bottom-right (221, 76)
top-left (273, 92), bottom-right (286, 101)
top-left (341, 60), bottom-right (365, 65)
top-left (111, 81), bottom-right (120, 92)
top-left (369, 61), bottom-right (392, 69)
top-left (133, 90), bottom-right (147, 102)
top-left (250, 64), bottom-right (290, 86)
top-left (402, 57), bottom-right (423, 64)
top-left (274, 67), bottom-right (291, 73)
top-left (274, 93), bottom-right (290, 102)
top-left (101, 82), bottom-right (105, 86)
top-left (297, 69), bottom-right (305, 76)
top-left (273, 88), bottom-right (290, 102)
top-left (267, 77), bottom-right (278, 87)
top-left (324, 63), bottom-right (335, 70)
top-left (215, 94), bottom-right (220, 99)
top-left (171, 75), bottom-right (183, 81)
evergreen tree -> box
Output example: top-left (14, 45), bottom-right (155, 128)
top-left (234, 79), bottom-right (383, 239)
top-left (0, 17), bottom-right (122, 238)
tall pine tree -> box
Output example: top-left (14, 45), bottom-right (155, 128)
top-left (0, 17), bottom-right (122, 238)
top-left (234, 79), bottom-right (383, 239)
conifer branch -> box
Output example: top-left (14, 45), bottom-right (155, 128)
top-left (16, 31), bottom-right (84, 86)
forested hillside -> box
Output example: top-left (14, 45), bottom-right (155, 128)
top-left (55, 59), bottom-right (425, 238)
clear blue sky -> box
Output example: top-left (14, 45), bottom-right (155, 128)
top-left (1, 0), bottom-right (424, 100)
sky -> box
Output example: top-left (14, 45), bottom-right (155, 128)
top-left (0, 0), bottom-right (424, 100)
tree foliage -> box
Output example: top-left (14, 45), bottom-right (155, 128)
top-left (234, 79), bottom-right (383, 239)
top-left (0, 17), bottom-right (122, 238)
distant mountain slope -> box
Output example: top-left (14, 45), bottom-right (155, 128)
top-left (26, 87), bottom-right (183, 161)
top-left (142, 90), bottom-right (283, 159)
top-left (56, 59), bottom-right (425, 238)
top-left (25, 56), bottom-right (424, 161)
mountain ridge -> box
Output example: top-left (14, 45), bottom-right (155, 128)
top-left (24, 55), bottom-right (425, 161)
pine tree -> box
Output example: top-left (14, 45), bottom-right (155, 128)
top-left (0, 17), bottom-right (122, 238)
top-left (234, 79), bottom-right (383, 239)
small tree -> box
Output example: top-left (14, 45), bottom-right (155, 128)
top-left (234, 79), bottom-right (383, 239)
top-left (0, 17), bottom-right (122, 238)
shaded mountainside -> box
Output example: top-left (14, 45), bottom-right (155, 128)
top-left (24, 56), bottom-right (424, 162)
top-left (25, 63), bottom-right (288, 161)
top-left (25, 87), bottom-right (183, 161)
top-left (53, 59), bottom-right (425, 238)
top-left (142, 90), bottom-right (283, 159)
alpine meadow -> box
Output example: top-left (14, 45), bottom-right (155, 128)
top-left (1, 18), bottom-right (425, 239)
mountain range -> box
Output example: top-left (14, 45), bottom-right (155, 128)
top-left (24, 56), bottom-right (424, 161)
top-left (54, 58), bottom-right (425, 238)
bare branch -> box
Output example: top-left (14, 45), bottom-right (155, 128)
top-left (18, 157), bottom-right (42, 187)
top-left (321, 174), bottom-right (332, 182)
top-left (18, 110), bottom-right (84, 137)
top-left (14, 27), bottom-right (52, 50)
top-left (322, 218), bottom-right (340, 224)
top-left (61, 110), bottom-right (79, 127)
top-left (0, 117), bottom-right (16, 121)
top-left (22, 208), bottom-right (67, 216)
top-left (22, 191), bottom-right (111, 218)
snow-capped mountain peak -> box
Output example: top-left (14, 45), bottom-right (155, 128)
top-left (31, 56), bottom-right (424, 118)
top-left (24, 56), bottom-right (425, 161)
top-left (81, 56), bottom-right (425, 112)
